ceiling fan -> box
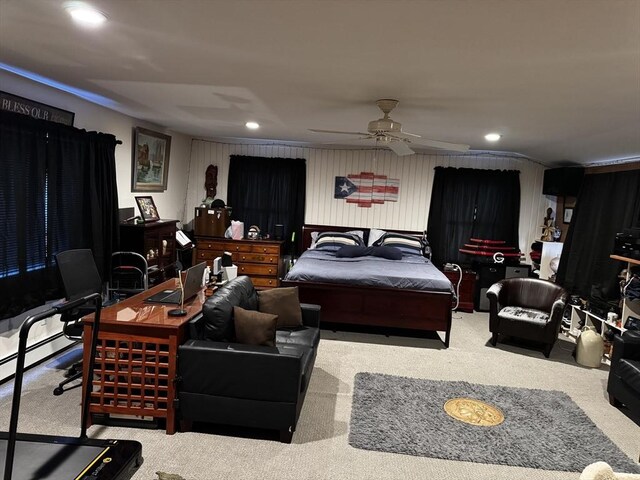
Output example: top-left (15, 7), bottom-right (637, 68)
top-left (309, 99), bottom-right (469, 156)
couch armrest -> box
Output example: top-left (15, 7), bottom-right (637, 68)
top-left (178, 339), bottom-right (304, 403)
top-left (549, 290), bottom-right (568, 325)
top-left (301, 303), bottom-right (321, 328)
top-left (186, 312), bottom-right (205, 339)
top-left (611, 330), bottom-right (640, 366)
top-left (486, 281), bottom-right (505, 326)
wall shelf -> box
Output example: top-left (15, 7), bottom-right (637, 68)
top-left (610, 254), bottom-right (640, 332)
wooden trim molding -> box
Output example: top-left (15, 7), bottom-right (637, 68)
top-left (586, 161), bottom-right (640, 175)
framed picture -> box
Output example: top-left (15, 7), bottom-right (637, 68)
top-left (563, 207), bottom-right (574, 224)
top-left (135, 196), bottom-right (160, 222)
top-left (132, 127), bottom-right (171, 192)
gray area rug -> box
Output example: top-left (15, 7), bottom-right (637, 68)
top-left (349, 372), bottom-right (640, 473)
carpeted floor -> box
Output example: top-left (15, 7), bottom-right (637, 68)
top-left (349, 372), bottom-right (640, 473)
top-left (1, 310), bottom-right (638, 479)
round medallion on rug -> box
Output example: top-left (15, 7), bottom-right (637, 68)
top-left (444, 397), bottom-right (504, 426)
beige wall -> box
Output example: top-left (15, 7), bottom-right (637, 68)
top-left (186, 140), bottom-right (548, 257)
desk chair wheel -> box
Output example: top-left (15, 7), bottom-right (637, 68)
top-left (53, 386), bottom-right (64, 396)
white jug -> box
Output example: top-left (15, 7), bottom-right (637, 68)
top-left (576, 326), bottom-right (604, 368)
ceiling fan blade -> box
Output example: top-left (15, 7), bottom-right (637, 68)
top-left (317, 136), bottom-right (376, 145)
top-left (309, 128), bottom-right (371, 136)
top-left (386, 140), bottom-right (415, 156)
top-left (397, 130), bottom-right (422, 138)
top-left (411, 137), bottom-right (470, 152)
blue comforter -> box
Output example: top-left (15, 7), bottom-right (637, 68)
top-left (284, 249), bottom-right (453, 292)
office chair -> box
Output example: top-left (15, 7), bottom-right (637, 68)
top-left (108, 251), bottom-right (148, 302)
top-left (53, 249), bottom-right (104, 396)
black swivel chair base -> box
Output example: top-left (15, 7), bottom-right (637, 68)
top-left (53, 369), bottom-right (83, 396)
top-left (53, 349), bottom-right (84, 395)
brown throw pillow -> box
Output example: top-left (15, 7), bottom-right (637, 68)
top-left (258, 287), bottom-right (302, 328)
top-left (233, 306), bottom-right (278, 347)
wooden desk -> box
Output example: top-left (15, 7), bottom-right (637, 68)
top-left (81, 279), bottom-right (206, 434)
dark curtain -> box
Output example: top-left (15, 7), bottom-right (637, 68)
top-left (0, 110), bottom-right (119, 320)
top-left (556, 169), bottom-right (640, 299)
top-left (227, 155), bottom-right (306, 253)
top-left (47, 126), bottom-right (120, 277)
top-left (0, 111), bottom-right (50, 317)
top-left (427, 167), bottom-right (521, 268)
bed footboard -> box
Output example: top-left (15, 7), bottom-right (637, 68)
top-left (281, 280), bottom-right (452, 347)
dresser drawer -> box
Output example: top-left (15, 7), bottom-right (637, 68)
top-left (237, 263), bottom-right (278, 276)
top-left (250, 244), bottom-right (280, 255)
top-left (195, 249), bottom-right (222, 261)
top-left (197, 240), bottom-right (220, 251)
top-left (223, 242), bottom-right (253, 253)
top-left (252, 277), bottom-right (279, 288)
top-left (237, 253), bottom-right (279, 264)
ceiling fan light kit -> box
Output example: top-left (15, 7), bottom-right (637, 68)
top-left (309, 99), bottom-right (470, 155)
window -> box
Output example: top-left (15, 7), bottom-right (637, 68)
top-left (227, 155), bottom-right (306, 254)
top-left (0, 111), bottom-right (119, 320)
top-left (426, 167), bottom-right (521, 268)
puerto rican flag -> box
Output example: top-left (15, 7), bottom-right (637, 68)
top-left (334, 172), bottom-right (399, 208)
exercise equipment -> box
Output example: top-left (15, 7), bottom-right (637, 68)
top-left (1, 293), bottom-right (143, 480)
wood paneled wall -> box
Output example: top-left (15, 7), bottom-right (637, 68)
top-left (185, 140), bottom-right (547, 256)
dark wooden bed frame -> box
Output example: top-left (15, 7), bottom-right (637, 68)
top-left (281, 224), bottom-right (453, 347)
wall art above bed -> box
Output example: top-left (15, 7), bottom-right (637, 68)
top-left (334, 172), bottom-right (399, 208)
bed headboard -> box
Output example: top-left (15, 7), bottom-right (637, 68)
top-left (300, 224), bottom-right (423, 251)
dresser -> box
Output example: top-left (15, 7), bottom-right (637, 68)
top-left (194, 237), bottom-right (285, 288)
top-left (119, 220), bottom-right (177, 285)
top-left (443, 268), bottom-right (476, 313)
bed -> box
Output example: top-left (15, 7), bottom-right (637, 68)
top-left (281, 224), bottom-right (453, 347)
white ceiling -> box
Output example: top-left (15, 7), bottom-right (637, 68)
top-left (1, 0), bottom-right (639, 166)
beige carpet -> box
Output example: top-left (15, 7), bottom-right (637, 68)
top-left (1, 310), bottom-right (638, 480)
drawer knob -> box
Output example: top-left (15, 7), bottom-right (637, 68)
top-left (242, 256), bottom-right (246, 261)
top-left (241, 267), bottom-right (245, 272)
top-left (235, 246), bottom-right (240, 251)
top-left (268, 269), bottom-right (273, 274)
top-left (263, 248), bottom-right (267, 253)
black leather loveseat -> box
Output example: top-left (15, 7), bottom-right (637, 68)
top-left (177, 276), bottom-right (320, 442)
top-left (607, 330), bottom-right (640, 421)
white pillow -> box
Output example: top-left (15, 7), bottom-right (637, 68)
top-left (310, 230), bottom-right (364, 249)
top-left (368, 228), bottom-right (387, 246)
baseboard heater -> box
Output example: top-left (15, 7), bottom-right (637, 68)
top-left (0, 332), bottom-right (74, 383)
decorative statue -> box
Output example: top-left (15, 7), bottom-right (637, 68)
top-left (201, 165), bottom-right (218, 207)
top-left (541, 207), bottom-right (556, 241)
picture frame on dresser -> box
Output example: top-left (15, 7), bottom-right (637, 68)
top-left (135, 195), bottom-right (160, 222)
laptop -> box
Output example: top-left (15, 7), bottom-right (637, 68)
top-left (145, 262), bottom-right (207, 305)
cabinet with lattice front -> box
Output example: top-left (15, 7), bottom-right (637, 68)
top-left (90, 335), bottom-right (170, 420)
top-left (81, 278), bottom-right (203, 434)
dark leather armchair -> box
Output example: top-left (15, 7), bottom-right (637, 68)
top-left (607, 330), bottom-right (640, 419)
top-left (486, 277), bottom-right (568, 357)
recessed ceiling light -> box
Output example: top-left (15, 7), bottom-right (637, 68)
top-left (245, 121), bottom-right (260, 130)
top-left (485, 133), bottom-right (502, 142)
top-left (64, 2), bottom-right (107, 27)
